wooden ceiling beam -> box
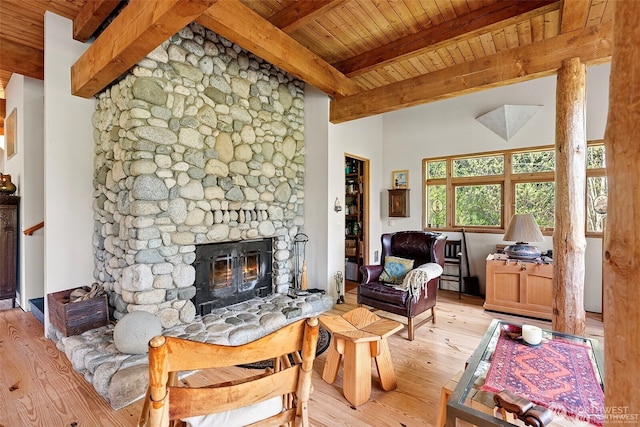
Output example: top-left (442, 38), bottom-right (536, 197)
top-left (333, 0), bottom-right (557, 77)
top-left (269, 0), bottom-right (346, 33)
top-left (330, 22), bottom-right (612, 123)
top-left (560, 0), bottom-right (591, 33)
top-left (73, 0), bottom-right (122, 42)
top-left (196, 0), bottom-right (360, 98)
top-left (0, 37), bottom-right (44, 81)
top-left (71, 0), bottom-right (218, 99)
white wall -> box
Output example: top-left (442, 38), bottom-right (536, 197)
top-left (329, 112), bottom-right (384, 294)
top-left (43, 13), bottom-right (95, 335)
top-left (4, 76), bottom-right (25, 193)
top-left (303, 87), bottom-right (331, 293)
top-left (21, 79), bottom-right (45, 309)
top-left (378, 62), bottom-right (611, 313)
top-left (304, 86), bottom-right (384, 299)
top-left (5, 74), bottom-right (45, 309)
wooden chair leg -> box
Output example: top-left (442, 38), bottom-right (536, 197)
top-left (406, 308), bottom-right (436, 341)
top-left (407, 317), bottom-right (414, 341)
top-left (322, 339), bottom-right (342, 384)
top-left (374, 338), bottom-right (397, 391)
top-left (137, 387), bottom-right (151, 427)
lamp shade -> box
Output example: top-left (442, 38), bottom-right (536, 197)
top-left (503, 214), bottom-right (544, 259)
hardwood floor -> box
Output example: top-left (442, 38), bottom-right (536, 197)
top-left (0, 291), bottom-right (604, 427)
top-left (345, 280), bottom-right (359, 293)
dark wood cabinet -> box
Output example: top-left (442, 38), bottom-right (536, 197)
top-left (0, 195), bottom-right (19, 306)
top-left (388, 189), bottom-right (410, 217)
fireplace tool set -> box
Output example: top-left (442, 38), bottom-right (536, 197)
top-left (289, 233), bottom-right (309, 296)
top-left (335, 271), bottom-right (345, 304)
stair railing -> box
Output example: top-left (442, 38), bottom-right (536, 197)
top-left (23, 221), bottom-right (44, 236)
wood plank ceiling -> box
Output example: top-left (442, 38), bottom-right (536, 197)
top-left (0, 0), bottom-right (614, 135)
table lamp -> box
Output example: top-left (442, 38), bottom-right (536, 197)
top-left (502, 213), bottom-right (544, 260)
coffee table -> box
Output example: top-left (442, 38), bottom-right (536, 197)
top-left (445, 319), bottom-right (604, 426)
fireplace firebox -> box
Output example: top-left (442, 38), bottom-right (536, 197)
top-left (192, 239), bottom-right (273, 315)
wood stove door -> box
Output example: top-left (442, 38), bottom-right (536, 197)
top-left (238, 248), bottom-right (263, 292)
top-left (193, 239), bottom-right (272, 314)
top-left (208, 252), bottom-right (237, 298)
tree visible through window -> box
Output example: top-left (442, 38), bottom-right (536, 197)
top-left (515, 182), bottom-right (555, 228)
top-left (455, 184), bottom-right (501, 227)
top-left (453, 155), bottom-right (503, 177)
top-left (423, 142), bottom-right (606, 235)
top-left (586, 144), bottom-right (607, 233)
top-left (426, 184), bottom-right (445, 228)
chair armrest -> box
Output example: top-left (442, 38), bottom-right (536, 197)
top-left (360, 265), bottom-right (383, 284)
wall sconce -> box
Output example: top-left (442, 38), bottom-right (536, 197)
top-left (334, 197), bottom-right (342, 213)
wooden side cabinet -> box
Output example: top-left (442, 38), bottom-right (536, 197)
top-left (0, 195), bottom-right (19, 307)
top-left (388, 189), bottom-right (409, 217)
top-left (484, 254), bottom-right (552, 320)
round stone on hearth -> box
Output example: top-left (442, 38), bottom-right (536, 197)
top-left (113, 311), bottom-right (162, 354)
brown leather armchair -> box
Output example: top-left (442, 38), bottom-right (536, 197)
top-left (358, 231), bottom-right (446, 340)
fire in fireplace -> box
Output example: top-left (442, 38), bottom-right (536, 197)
top-left (192, 239), bottom-right (273, 315)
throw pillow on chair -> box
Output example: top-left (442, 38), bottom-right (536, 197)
top-left (379, 256), bottom-right (414, 284)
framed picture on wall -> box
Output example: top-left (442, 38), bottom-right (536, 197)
top-left (6, 108), bottom-right (17, 158)
top-left (392, 170), bottom-right (408, 189)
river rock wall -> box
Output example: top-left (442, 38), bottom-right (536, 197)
top-left (91, 22), bottom-right (305, 328)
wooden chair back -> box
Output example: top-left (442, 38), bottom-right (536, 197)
top-left (441, 239), bottom-right (463, 298)
top-left (443, 240), bottom-right (462, 263)
top-left (380, 231), bottom-right (446, 268)
top-left (138, 317), bottom-right (319, 427)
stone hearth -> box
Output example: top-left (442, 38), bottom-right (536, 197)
top-left (50, 292), bottom-right (333, 410)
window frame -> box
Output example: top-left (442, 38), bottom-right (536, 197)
top-left (452, 181), bottom-right (504, 230)
top-left (423, 140), bottom-right (606, 237)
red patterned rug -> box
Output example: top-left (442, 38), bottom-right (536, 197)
top-left (481, 331), bottom-right (604, 426)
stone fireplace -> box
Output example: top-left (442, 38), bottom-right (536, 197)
top-left (48, 21), bottom-right (338, 413)
top-left (91, 22), bottom-right (306, 328)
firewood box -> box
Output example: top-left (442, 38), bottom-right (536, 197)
top-left (48, 288), bottom-right (109, 336)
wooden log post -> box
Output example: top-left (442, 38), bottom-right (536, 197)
top-left (604, 0), bottom-right (640, 421)
top-left (553, 57), bottom-right (587, 335)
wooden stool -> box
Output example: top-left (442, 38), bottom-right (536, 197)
top-left (319, 307), bottom-right (403, 406)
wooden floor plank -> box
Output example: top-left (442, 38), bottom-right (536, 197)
top-left (0, 290), bottom-right (604, 426)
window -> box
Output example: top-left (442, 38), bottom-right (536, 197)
top-left (511, 148), bottom-right (555, 229)
top-left (426, 184), bottom-right (445, 228)
top-left (586, 144), bottom-right (607, 233)
top-left (453, 155), bottom-right (504, 177)
top-left (514, 181), bottom-right (555, 228)
top-left (423, 141), bottom-right (606, 235)
top-left (512, 149), bottom-right (555, 173)
top-left (454, 184), bottom-right (502, 227)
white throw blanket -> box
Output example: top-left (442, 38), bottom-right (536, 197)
top-left (392, 263), bottom-right (443, 302)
